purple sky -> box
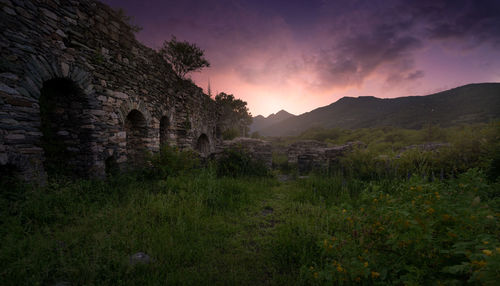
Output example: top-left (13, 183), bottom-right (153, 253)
top-left (101, 0), bottom-right (500, 116)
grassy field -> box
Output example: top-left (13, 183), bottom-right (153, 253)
top-left (1, 123), bottom-right (499, 285)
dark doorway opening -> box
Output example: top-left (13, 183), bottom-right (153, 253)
top-left (125, 109), bottom-right (148, 165)
top-left (39, 78), bottom-right (92, 177)
top-left (196, 134), bottom-right (210, 155)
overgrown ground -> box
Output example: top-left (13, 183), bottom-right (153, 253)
top-left (1, 123), bottom-right (499, 285)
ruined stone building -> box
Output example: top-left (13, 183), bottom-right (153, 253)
top-left (0, 0), bottom-right (219, 181)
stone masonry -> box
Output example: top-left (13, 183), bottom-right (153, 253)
top-left (0, 0), bottom-right (218, 181)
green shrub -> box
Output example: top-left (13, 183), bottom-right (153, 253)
top-left (215, 148), bottom-right (270, 178)
top-left (301, 169), bottom-right (500, 285)
top-left (145, 145), bottom-right (200, 179)
top-left (222, 127), bottom-right (240, 140)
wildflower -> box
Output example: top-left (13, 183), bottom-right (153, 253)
top-left (483, 241), bottom-right (489, 245)
top-left (373, 198), bottom-right (378, 203)
top-left (309, 266), bottom-right (314, 271)
top-left (314, 272), bottom-right (319, 279)
top-left (482, 249), bottom-right (492, 256)
top-left (364, 262), bottom-right (369, 267)
top-left (337, 265), bottom-right (344, 272)
top-left (342, 209), bottom-right (347, 213)
top-left (371, 271), bottom-right (380, 278)
top-left (472, 260), bottom-right (487, 267)
top-left (427, 208), bottom-right (435, 214)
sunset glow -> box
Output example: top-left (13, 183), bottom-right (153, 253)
top-left (102, 0), bottom-right (500, 116)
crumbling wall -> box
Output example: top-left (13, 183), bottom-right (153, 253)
top-left (0, 0), bottom-right (218, 181)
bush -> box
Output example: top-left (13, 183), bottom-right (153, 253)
top-left (145, 145), bottom-right (200, 179)
top-left (301, 169), bottom-right (500, 285)
top-left (215, 148), bottom-right (270, 178)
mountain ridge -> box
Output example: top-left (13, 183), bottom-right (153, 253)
top-left (250, 109), bottom-right (295, 133)
top-left (255, 83), bottom-right (500, 136)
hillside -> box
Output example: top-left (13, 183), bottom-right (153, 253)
top-left (258, 83), bottom-right (500, 136)
top-left (250, 109), bottom-right (295, 133)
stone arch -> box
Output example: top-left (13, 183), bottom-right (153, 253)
top-left (195, 133), bottom-right (210, 156)
top-left (118, 98), bottom-right (152, 127)
top-left (125, 109), bottom-right (148, 165)
top-left (39, 77), bottom-right (94, 177)
top-left (159, 115), bottom-right (171, 148)
top-left (19, 56), bottom-right (96, 103)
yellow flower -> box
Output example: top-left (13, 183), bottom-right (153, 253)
top-left (472, 260), bottom-right (487, 267)
top-left (427, 208), bottom-right (435, 214)
top-left (342, 209), bottom-right (347, 213)
top-left (337, 265), bottom-right (343, 272)
top-left (371, 271), bottom-right (380, 278)
top-left (364, 262), bottom-right (369, 267)
top-left (314, 272), bottom-right (319, 279)
top-left (483, 249), bottom-right (492, 256)
top-left (483, 241), bottom-right (489, 245)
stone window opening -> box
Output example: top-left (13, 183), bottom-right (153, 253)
top-left (39, 78), bottom-right (93, 177)
top-left (105, 155), bottom-right (119, 176)
top-left (196, 134), bottom-right (210, 156)
top-left (125, 109), bottom-right (148, 165)
top-left (0, 163), bottom-right (22, 193)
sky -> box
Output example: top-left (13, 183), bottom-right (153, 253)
top-left (101, 0), bottom-right (500, 117)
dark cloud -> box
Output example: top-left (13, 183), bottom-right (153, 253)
top-left (406, 0), bottom-right (500, 46)
top-left (304, 0), bottom-right (500, 90)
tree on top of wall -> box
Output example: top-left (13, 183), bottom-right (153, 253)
top-left (159, 36), bottom-right (210, 78)
top-left (215, 92), bottom-right (252, 139)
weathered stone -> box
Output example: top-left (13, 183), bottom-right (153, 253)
top-left (0, 83), bottom-right (19, 95)
top-left (215, 137), bottom-right (272, 168)
top-left (60, 61), bottom-right (70, 77)
top-left (3, 6), bottom-right (16, 15)
top-left (1, 0), bottom-right (219, 182)
top-left (40, 8), bottom-right (58, 20)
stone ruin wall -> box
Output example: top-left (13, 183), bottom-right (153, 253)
top-left (0, 0), bottom-right (218, 181)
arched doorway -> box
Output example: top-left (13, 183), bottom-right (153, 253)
top-left (159, 116), bottom-right (170, 148)
top-left (125, 109), bottom-right (148, 165)
top-left (196, 134), bottom-right (210, 155)
top-left (39, 78), bottom-right (92, 177)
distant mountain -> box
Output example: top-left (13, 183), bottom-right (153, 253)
top-left (258, 83), bottom-right (500, 136)
top-left (250, 109), bottom-right (295, 133)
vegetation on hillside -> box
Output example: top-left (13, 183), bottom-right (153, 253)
top-left (256, 83), bottom-right (500, 136)
top-left (1, 123), bottom-right (499, 285)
